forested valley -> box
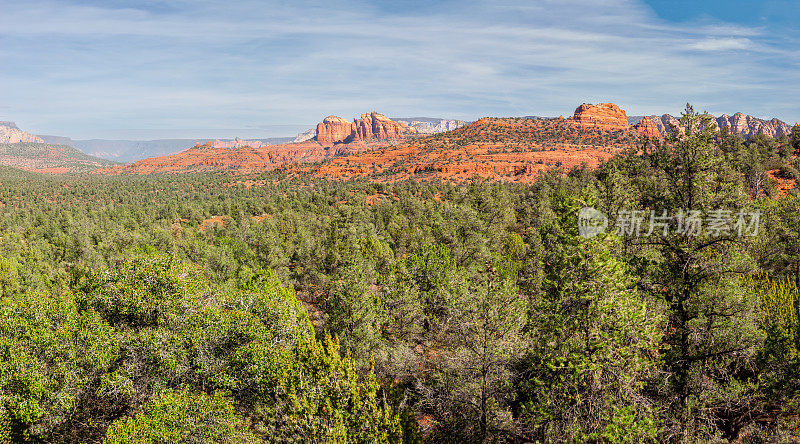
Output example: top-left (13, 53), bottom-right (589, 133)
top-left (3, 109), bottom-right (800, 442)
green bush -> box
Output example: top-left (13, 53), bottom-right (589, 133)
top-left (103, 390), bottom-right (254, 443)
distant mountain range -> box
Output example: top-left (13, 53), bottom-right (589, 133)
top-left (394, 117), bottom-right (469, 134)
top-left (37, 136), bottom-right (294, 162)
top-left (106, 111), bottom-right (429, 174)
top-left (0, 142), bottom-right (116, 173)
top-left (628, 113), bottom-right (794, 139)
top-left (33, 118), bottom-right (468, 162)
top-left (0, 122), bottom-right (114, 172)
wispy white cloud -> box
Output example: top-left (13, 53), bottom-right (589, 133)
top-left (688, 37), bottom-right (755, 51)
top-left (0, 0), bottom-right (797, 138)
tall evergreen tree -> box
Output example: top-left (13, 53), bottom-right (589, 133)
top-left (633, 105), bottom-right (762, 440)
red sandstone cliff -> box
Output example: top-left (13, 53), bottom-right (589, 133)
top-left (572, 103), bottom-right (629, 130)
top-left (315, 116), bottom-right (355, 145)
top-left (315, 112), bottom-right (416, 146)
top-left (354, 112), bottom-right (415, 140)
top-left (633, 116), bottom-right (661, 138)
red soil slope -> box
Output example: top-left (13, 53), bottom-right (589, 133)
top-left (102, 139), bottom-right (401, 174)
top-left (767, 169), bottom-right (797, 197)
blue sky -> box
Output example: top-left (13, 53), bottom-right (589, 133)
top-left (0, 0), bottom-right (797, 139)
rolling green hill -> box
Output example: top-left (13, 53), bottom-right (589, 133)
top-left (0, 142), bottom-right (117, 172)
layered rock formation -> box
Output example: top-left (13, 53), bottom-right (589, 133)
top-left (647, 113), bottom-right (793, 138)
top-left (303, 117), bottom-right (462, 144)
top-left (572, 103), bottom-right (629, 130)
top-left (632, 116), bottom-right (662, 138)
top-left (715, 113), bottom-right (792, 138)
top-left (209, 137), bottom-right (266, 149)
top-left (354, 112), bottom-right (414, 140)
top-left (316, 116), bottom-right (355, 145)
top-left (315, 112), bottom-right (416, 146)
top-left (0, 121), bottom-right (44, 143)
top-left (292, 128), bottom-right (316, 143)
top-left (395, 118), bottom-right (468, 135)
top-left (648, 114), bottom-right (683, 136)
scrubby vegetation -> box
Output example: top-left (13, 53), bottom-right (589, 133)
top-left (1, 107), bottom-right (800, 442)
top-left (416, 117), bottom-right (641, 153)
top-left (0, 143), bottom-right (115, 171)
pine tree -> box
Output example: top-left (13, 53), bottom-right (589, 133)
top-left (636, 105), bottom-right (762, 440)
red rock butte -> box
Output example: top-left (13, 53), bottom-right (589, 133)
top-left (316, 116), bottom-right (354, 145)
top-left (572, 103), bottom-right (630, 130)
top-left (571, 103), bottom-right (663, 138)
top-left (315, 111), bottom-right (416, 146)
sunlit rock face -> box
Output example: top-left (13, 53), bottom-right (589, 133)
top-left (315, 112), bottom-right (416, 146)
top-left (572, 103), bottom-right (630, 130)
top-left (0, 121), bottom-right (44, 143)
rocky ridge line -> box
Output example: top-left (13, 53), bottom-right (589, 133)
top-left (648, 113), bottom-right (793, 138)
top-left (0, 121), bottom-right (44, 143)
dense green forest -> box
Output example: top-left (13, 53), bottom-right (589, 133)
top-left (2, 107), bottom-right (800, 442)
